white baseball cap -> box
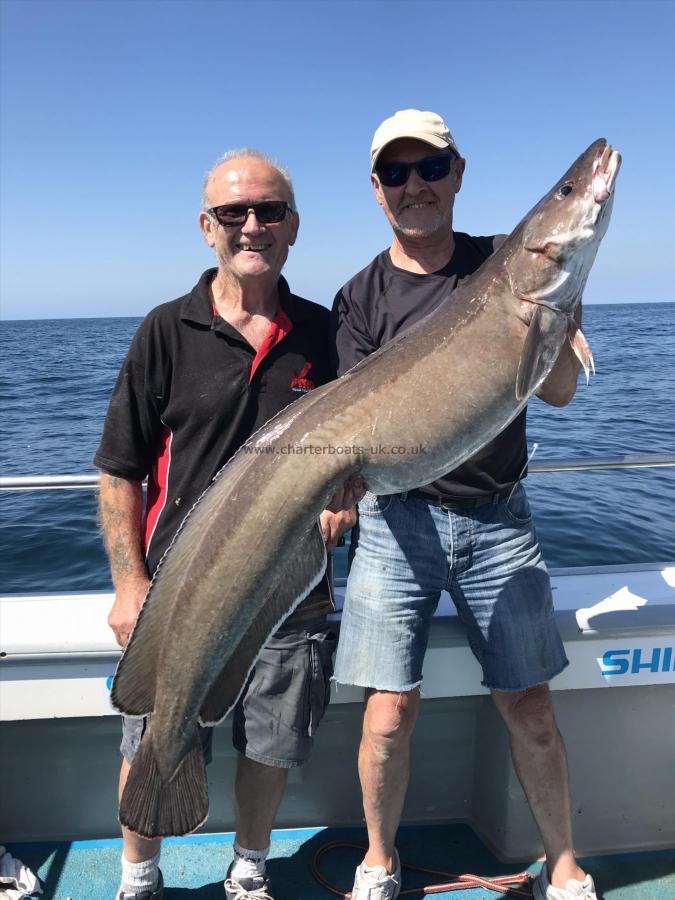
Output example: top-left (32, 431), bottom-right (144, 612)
top-left (370, 109), bottom-right (460, 170)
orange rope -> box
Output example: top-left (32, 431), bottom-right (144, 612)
top-left (310, 841), bottom-right (534, 897)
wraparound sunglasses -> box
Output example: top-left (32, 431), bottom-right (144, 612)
top-left (207, 201), bottom-right (293, 227)
top-left (375, 153), bottom-right (456, 188)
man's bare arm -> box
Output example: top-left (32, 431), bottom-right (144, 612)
top-left (536, 304), bottom-right (583, 408)
top-left (99, 472), bottom-right (150, 647)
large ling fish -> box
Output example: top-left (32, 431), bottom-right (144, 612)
top-left (112, 139), bottom-right (620, 837)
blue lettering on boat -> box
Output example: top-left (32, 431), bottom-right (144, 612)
top-left (601, 647), bottom-right (675, 676)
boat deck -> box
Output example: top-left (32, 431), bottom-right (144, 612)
top-left (6, 824), bottom-right (674, 899)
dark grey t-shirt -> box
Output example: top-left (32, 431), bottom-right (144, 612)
top-left (331, 232), bottom-right (528, 498)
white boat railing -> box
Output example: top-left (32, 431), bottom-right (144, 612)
top-left (1, 454), bottom-right (674, 491)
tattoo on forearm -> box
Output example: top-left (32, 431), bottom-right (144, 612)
top-left (99, 500), bottom-right (127, 526)
top-left (98, 474), bottom-right (146, 582)
top-left (109, 532), bottom-right (138, 577)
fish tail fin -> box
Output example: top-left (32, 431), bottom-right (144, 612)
top-left (119, 728), bottom-right (209, 838)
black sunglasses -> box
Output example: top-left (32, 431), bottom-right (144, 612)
top-left (207, 200), bottom-right (292, 227)
top-left (375, 153), bottom-right (456, 188)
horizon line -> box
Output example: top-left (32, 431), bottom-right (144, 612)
top-left (2, 298), bottom-right (674, 324)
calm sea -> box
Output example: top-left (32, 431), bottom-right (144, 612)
top-left (1, 303), bottom-right (673, 594)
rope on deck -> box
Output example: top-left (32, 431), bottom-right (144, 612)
top-left (310, 840), bottom-right (534, 896)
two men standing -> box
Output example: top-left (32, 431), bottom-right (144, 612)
top-left (97, 114), bottom-right (595, 900)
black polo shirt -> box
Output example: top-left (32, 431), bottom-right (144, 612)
top-left (95, 269), bottom-right (334, 577)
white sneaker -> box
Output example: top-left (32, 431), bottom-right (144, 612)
top-left (116, 869), bottom-right (164, 900)
top-left (350, 850), bottom-right (401, 900)
top-left (224, 863), bottom-right (275, 900)
top-left (532, 865), bottom-right (598, 899)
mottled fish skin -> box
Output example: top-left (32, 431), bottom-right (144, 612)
top-left (112, 139), bottom-right (620, 837)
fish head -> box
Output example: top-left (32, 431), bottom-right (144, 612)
top-left (507, 139), bottom-right (620, 315)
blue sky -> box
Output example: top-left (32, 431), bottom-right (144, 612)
top-left (1, 0), bottom-right (673, 319)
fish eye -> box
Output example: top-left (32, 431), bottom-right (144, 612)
top-left (556, 184), bottom-right (573, 198)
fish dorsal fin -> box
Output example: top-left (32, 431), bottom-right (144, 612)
top-left (110, 441), bottom-right (266, 718)
top-left (198, 523), bottom-right (327, 726)
top-left (110, 583), bottom-right (166, 716)
top-left (109, 481), bottom-right (229, 717)
top-left (515, 304), bottom-right (561, 400)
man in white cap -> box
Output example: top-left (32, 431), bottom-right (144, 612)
top-left (331, 111), bottom-right (596, 900)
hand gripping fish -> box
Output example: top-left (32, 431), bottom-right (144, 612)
top-left (112, 139), bottom-right (620, 837)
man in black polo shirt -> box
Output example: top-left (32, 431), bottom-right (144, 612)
top-left (331, 111), bottom-right (597, 900)
top-left (95, 150), bottom-right (356, 900)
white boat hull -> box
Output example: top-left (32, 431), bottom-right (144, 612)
top-left (1, 563), bottom-right (674, 856)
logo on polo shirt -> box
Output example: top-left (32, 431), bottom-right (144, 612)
top-left (290, 362), bottom-right (315, 393)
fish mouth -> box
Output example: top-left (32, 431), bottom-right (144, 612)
top-left (593, 143), bottom-right (621, 203)
top-left (523, 141), bottom-right (621, 258)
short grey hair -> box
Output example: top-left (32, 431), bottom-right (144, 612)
top-left (201, 148), bottom-right (296, 211)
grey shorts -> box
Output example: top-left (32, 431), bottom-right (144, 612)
top-left (121, 619), bottom-right (336, 769)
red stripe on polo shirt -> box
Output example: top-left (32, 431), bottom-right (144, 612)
top-left (144, 423), bottom-right (173, 555)
top-left (249, 307), bottom-right (293, 382)
top-left (211, 303), bottom-right (293, 383)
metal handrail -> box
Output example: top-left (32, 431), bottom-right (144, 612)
top-left (527, 453), bottom-right (675, 472)
top-left (0, 475), bottom-right (102, 491)
top-left (0, 453), bottom-right (674, 491)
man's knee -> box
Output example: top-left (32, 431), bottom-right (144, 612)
top-left (363, 688), bottom-right (420, 753)
top-left (491, 683), bottom-right (559, 750)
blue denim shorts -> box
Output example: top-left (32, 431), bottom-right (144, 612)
top-left (333, 486), bottom-right (568, 693)
top-left (121, 619), bottom-right (336, 769)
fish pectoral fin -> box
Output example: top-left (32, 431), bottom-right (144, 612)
top-left (515, 304), bottom-right (560, 400)
top-left (567, 321), bottom-right (595, 383)
top-left (119, 726), bottom-right (208, 838)
top-left (199, 523), bottom-right (327, 726)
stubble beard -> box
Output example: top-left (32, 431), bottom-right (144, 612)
top-left (392, 211), bottom-right (447, 240)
